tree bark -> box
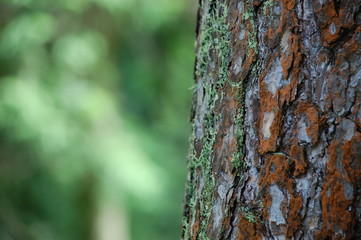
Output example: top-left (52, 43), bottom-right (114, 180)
top-left (182, 0), bottom-right (361, 239)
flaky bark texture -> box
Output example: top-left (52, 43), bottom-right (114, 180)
top-left (182, 0), bottom-right (361, 239)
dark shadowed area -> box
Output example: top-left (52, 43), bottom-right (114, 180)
top-left (0, 0), bottom-right (196, 239)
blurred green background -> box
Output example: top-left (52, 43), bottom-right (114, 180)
top-left (0, 0), bottom-right (196, 239)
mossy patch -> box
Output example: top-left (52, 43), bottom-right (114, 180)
top-left (242, 2), bottom-right (258, 54)
top-left (183, 0), bottom-right (264, 237)
top-left (183, 0), bottom-right (232, 238)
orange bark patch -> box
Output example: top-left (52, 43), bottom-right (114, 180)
top-left (259, 154), bottom-right (303, 237)
top-left (313, 0), bottom-right (339, 46)
top-left (286, 195), bottom-right (303, 237)
top-left (343, 26), bottom-right (361, 55)
top-left (296, 101), bottom-right (319, 144)
top-left (237, 216), bottom-right (262, 240)
top-left (281, 31), bottom-right (301, 78)
top-left (314, 1), bottom-right (360, 46)
top-left (322, 20), bottom-right (341, 45)
top-left (260, 154), bottom-right (290, 187)
top-left (266, 27), bottom-right (277, 42)
top-left (277, 0), bottom-right (299, 34)
top-left (319, 176), bottom-right (353, 239)
top-left (318, 131), bottom-right (361, 239)
top-left (281, 0), bottom-right (295, 11)
top-left (290, 145), bottom-right (307, 176)
top-left (258, 63), bottom-right (301, 154)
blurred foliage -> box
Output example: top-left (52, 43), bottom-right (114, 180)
top-left (0, 0), bottom-right (196, 239)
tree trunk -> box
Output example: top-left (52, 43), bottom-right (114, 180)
top-left (182, 0), bottom-right (361, 239)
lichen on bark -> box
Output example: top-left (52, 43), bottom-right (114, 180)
top-left (182, 0), bottom-right (233, 238)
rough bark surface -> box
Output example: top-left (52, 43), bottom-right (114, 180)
top-left (182, 0), bottom-right (361, 239)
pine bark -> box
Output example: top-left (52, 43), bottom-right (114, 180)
top-left (182, 0), bottom-right (361, 239)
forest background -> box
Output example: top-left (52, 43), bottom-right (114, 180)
top-left (0, 0), bottom-right (196, 239)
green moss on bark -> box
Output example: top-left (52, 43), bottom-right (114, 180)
top-left (183, 0), bottom-right (231, 238)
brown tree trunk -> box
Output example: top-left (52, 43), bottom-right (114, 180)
top-left (182, 0), bottom-right (361, 239)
